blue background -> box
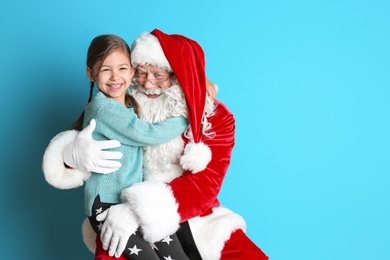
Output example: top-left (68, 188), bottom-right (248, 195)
top-left (1, 0), bottom-right (389, 259)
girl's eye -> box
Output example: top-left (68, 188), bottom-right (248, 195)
top-left (120, 67), bottom-right (128, 71)
top-left (101, 68), bottom-right (110, 72)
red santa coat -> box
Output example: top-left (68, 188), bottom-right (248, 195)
top-left (172, 99), bottom-right (236, 222)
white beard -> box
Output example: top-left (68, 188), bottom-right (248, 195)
top-left (131, 85), bottom-right (188, 182)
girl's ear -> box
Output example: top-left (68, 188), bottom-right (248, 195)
top-left (86, 67), bottom-right (94, 82)
top-left (130, 67), bottom-right (135, 79)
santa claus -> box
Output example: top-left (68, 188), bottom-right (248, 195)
top-left (43, 29), bottom-right (268, 260)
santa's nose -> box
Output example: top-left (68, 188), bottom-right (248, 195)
top-left (144, 79), bottom-right (157, 89)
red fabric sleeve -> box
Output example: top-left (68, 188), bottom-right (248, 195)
top-left (168, 100), bottom-right (235, 222)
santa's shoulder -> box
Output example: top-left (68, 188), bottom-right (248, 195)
top-left (212, 99), bottom-right (234, 122)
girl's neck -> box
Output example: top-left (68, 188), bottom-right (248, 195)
top-left (100, 90), bottom-right (127, 107)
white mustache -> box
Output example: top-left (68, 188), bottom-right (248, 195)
top-left (137, 86), bottom-right (169, 96)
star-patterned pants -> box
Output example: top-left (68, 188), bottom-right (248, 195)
top-left (90, 196), bottom-right (190, 260)
top-left (95, 225), bottom-right (269, 260)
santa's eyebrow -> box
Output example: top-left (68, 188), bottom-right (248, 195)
top-left (151, 69), bottom-right (169, 74)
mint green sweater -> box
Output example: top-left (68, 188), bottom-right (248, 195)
top-left (83, 91), bottom-right (188, 216)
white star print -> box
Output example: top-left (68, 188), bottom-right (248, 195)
top-left (95, 207), bottom-right (103, 215)
top-left (128, 245), bottom-right (142, 255)
top-left (161, 236), bottom-right (173, 245)
top-left (164, 256), bottom-right (174, 260)
top-left (97, 222), bottom-right (103, 231)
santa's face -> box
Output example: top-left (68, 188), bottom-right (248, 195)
top-left (134, 65), bottom-right (173, 99)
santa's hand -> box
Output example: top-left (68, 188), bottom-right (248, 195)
top-left (63, 119), bottom-right (123, 174)
top-left (97, 203), bottom-right (139, 258)
top-left (206, 78), bottom-right (218, 99)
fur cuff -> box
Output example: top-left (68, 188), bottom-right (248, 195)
top-left (180, 142), bottom-right (212, 173)
top-left (121, 181), bottom-right (180, 243)
top-left (189, 206), bottom-right (247, 260)
top-left (42, 130), bottom-right (91, 189)
top-left (82, 218), bottom-right (96, 253)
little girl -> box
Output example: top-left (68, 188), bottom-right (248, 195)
top-left (72, 34), bottom-right (190, 260)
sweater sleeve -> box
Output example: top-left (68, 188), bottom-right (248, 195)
top-left (121, 100), bottom-right (235, 242)
top-left (88, 94), bottom-right (189, 147)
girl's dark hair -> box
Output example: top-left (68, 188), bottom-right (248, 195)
top-left (70, 34), bottom-right (139, 130)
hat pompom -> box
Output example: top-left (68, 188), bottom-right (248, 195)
top-left (180, 142), bottom-right (212, 173)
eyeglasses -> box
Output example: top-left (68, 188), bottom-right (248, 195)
top-left (135, 69), bottom-right (172, 86)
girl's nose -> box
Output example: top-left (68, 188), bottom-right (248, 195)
top-left (110, 71), bottom-right (119, 80)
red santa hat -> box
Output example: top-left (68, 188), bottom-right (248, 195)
top-left (131, 29), bottom-right (211, 173)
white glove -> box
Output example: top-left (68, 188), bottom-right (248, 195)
top-left (63, 119), bottom-right (123, 174)
top-left (96, 203), bottom-right (139, 258)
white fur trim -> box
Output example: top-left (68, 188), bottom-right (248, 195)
top-left (121, 181), bottom-right (180, 243)
top-left (189, 206), bottom-right (246, 260)
top-left (82, 218), bottom-right (96, 254)
top-left (42, 130), bottom-right (91, 189)
top-left (180, 142), bottom-right (212, 173)
top-left (131, 32), bottom-right (172, 71)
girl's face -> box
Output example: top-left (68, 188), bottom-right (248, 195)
top-left (87, 50), bottom-right (134, 105)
